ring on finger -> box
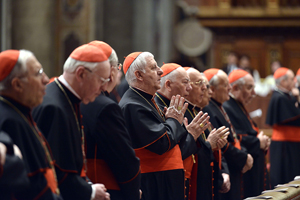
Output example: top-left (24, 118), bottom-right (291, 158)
top-left (199, 123), bottom-right (204, 128)
top-left (177, 106), bottom-right (181, 111)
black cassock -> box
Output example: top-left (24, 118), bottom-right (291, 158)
top-left (0, 96), bottom-right (59, 199)
top-left (119, 87), bottom-right (186, 200)
top-left (0, 131), bottom-right (29, 200)
top-left (184, 103), bottom-right (223, 200)
top-left (33, 80), bottom-right (92, 200)
top-left (203, 99), bottom-right (248, 200)
top-left (223, 96), bottom-right (270, 198)
top-left (80, 93), bottom-right (141, 200)
top-left (266, 89), bottom-right (300, 188)
top-left (154, 92), bottom-right (202, 200)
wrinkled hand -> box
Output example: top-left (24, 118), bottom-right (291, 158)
top-left (292, 87), bottom-right (300, 98)
top-left (265, 136), bottom-right (271, 151)
top-left (242, 154), bottom-right (253, 173)
top-left (13, 144), bottom-right (23, 159)
top-left (219, 173), bottom-right (230, 193)
top-left (165, 95), bottom-right (188, 124)
top-left (93, 183), bottom-right (110, 200)
top-left (0, 142), bottom-right (7, 166)
top-left (184, 111), bottom-right (210, 141)
top-left (207, 126), bottom-right (229, 150)
top-left (257, 131), bottom-right (271, 151)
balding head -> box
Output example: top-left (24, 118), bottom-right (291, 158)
top-left (186, 68), bottom-right (208, 107)
top-left (210, 70), bottom-right (232, 104)
top-left (159, 66), bottom-right (191, 99)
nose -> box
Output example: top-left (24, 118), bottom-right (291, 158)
top-left (187, 83), bottom-right (192, 91)
top-left (157, 67), bottom-right (163, 76)
top-left (100, 82), bottom-right (109, 92)
top-left (42, 73), bottom-right (50, 85)
top-left (208, 88), bottom-right (213, 95)
top-left (201, 83), bottom-right (207, 91)
top-left (251, 87), bottom-right (256, 96)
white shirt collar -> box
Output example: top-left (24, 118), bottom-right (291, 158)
top-left (58, 75), bottom-right (81, 100)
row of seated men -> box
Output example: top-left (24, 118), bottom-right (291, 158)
top-left (0, 41), bottom-right (300, 200)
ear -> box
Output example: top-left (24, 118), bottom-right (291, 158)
top-left (75, 66), bottom-right (86, 82)
top-left (165, 79), bottom-right (172, 92)
top-left (134, 70), bottom-right (143, 81)
top-left (110, 67), bottom-right (117, 83)
top-left (210, 85), bottom-right (216, 93)
top-left (11, 77), bottom-right (24, 93)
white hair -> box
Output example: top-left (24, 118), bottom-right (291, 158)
top-left (0, 49), bottom-right (33, 91)
top-left (230, 77), bottom-right (246, 87)
top-left (63, 57), bottom-right (106, 73)
top-left (109, 49), bottom-right (118, 67)
top-left (275, 75), bottom-right (287, 86)
top-left (160, 68), bottom-right (180, 88)
top-left (296, 75), bottom-right (300, 86)
top-left (209, 70), bottom-right (224, 87)
top-left (125, 52), bottom-right (153, 85)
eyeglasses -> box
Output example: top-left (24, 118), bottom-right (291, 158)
top-left (114, 63), bottom-right (122, 70)
top-left (36, 68), bottom-right (44, 76)
top-left (19, 68), bottom-right (44, 79)
top-left (190, 80), bottom-right (210, 89)
top-left (84, 67), bottom-right (110, 86)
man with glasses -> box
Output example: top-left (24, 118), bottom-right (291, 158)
top-left (119, 52), bottom-right (190, 200)
top-left (33, 44), bottom-right (111, 200)
top-left (80, 41), bottom-right (141, 200)
top-left (266, 67), bottom-right (300, 188)
top-left (185, 67), bottom-right (230, 200)
top-left (155, 64), bottom-right (228, 200)
top-left (223, 69), bottom-right (270, 198)
top-left (202, 68), bottom-right (253, 200)
top-left (0, 49), bottom-right (63, 199)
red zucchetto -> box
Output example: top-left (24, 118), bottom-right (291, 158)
top-left (161, 63), bottom-right (182, 77)
top-left (70, 44), bottom-right (108, 63)
top-left (88, 40), bottom-right (113, 58)
top-left (123, 52), bottom-right (142, 75)
top-left (0, 50), bottom-right (20, 81)
top-left (274, 67), bottom-right (289, 79)
top-left (203, 68), bottom-right (220, 81)
top-left (296, 68), bottom-right (300, 76)
top-left (228, 69), bottom-right (249, 84)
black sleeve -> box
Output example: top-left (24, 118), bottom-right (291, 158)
top-left (239, 135), bottom-right (260, 159)
top-left (93, 103), bottom-right (141, 200)
top-left (179, 132), bottom-right (199, 160)
top-left (0, 154), bottom-right (30, 194)
top-left (145, 117), bottom-right (187, 155)
top-left (57, 169), bottom-right (92, 200)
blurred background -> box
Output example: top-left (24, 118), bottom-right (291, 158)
top-left (1, 0), bottom-right (300, 129)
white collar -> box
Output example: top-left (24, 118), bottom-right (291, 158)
top-left (58, 75), bottom-right (81, 100)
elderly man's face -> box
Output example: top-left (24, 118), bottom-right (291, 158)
top-left (211, 72), bottom-right (232, 104)
top-left (80, 60), bottom-right (111, 104)
top-left (199, 77), bottom-right (212, 108)
top-left (169, 68), bottom-right (191, 99)
top-left (239, 74), bottom-right (256, 105)
top-left (187, 70), bottom-right (206, 107)
top-left (285, 70), bottom-right (295, 92)
top-left (21, 56), bottom-right (49, 108)
top-left (141, 56), bottom-right (163, 95)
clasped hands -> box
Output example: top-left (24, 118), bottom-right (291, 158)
top-left (165, 95), bottom-right (188, 124)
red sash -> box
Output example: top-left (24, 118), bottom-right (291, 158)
top-left (272, 125), bottom-right (300, 142)
top-left (135, 144), bottom-right (183, 173)
top-left (86, 159), bottom-right (120, 190)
